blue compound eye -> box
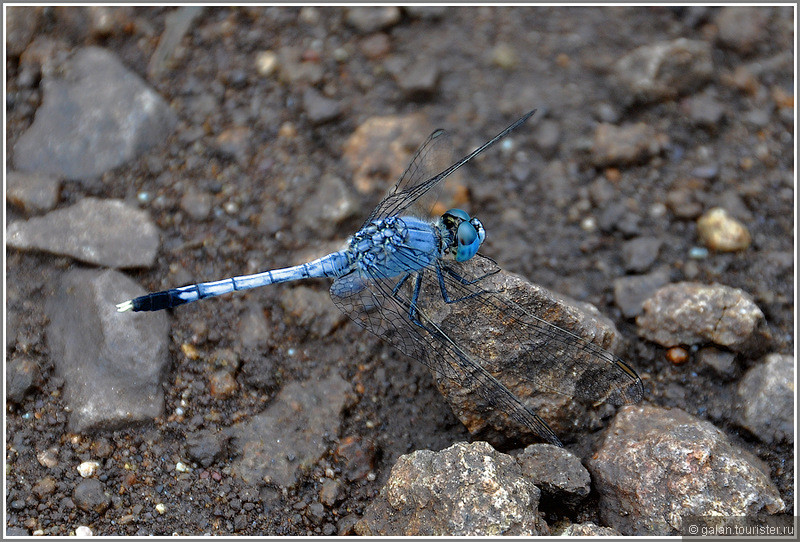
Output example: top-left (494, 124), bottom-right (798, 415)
top-left (446, 208), bottom-right (470, 221)
top-left (455, 220), bottom-right (482, 261)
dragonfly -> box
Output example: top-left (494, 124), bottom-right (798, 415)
top-left (118, 110), bottom-right (643, 446)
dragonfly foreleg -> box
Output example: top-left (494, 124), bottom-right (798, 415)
top-left (435, 261), bottom-right (492, 304)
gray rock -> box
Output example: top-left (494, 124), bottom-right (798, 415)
top-left (73, 478), bottom-right (111, 514)
top-left (589, 405), bottom-right (785, 535)
top-left (7, 198), bottom-right (160, 268)
top-left (687, 90), bottom-right (726, 129)
top-left (356, 441), bottom-right (548, 536)
top-left (613, 38), bottom-right (713, 105)
top-left (231, 374), bottom-right (352, 487)
top-left (295, 173), bottom-right (358, 238)
top-left (345, 7), bottom-right (401, 33)
top-left (591, 122), bottom-right (669, 167)
top-left (46, 269), bottom-right (169, 433)
top-left (736, 353), bottom-right (794, 444)
top-left (515, 443), bottom-right (590, 509)
top-left (186, 430), bottom-right (229, 468)
top-left (637, 282), bottom-right (771, 355)
top-left (696, 347), bottom-right (738, 379)
top-left (238, 302), bottom-right (272, 348)
top-left (390, 58), bottom-right (440, 98)
top-left (319, 478), bottom-right (341, 506)
top-left (179, 191), bottom-right (212, 221)
top-left (613, 267), bottom-right (671, 318)
top-left (13, 46), bottom-right (177, 180)
top-left (280, 286), bottom-right (348, 339)
top-left (715, 7), bottom-right (769, 54)
top-left (277, 46), bottom-right (324, 86)
top-left (384, 261), bottom-right (643, 446)
top-left (303, 88), bottom-right (342, 125)
top-left (6, 357), bottom-right (40, 403)
top-left (531, 119), bottom-right (561, 158)
top-left (621, 236), bottom-right (662, 273)
top-left (6, 171), bottom-right (60, 214)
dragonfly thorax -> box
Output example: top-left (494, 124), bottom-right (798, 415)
top-left (439, 208), bottom-right (486, 262)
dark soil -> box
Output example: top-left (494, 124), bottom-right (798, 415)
top-left (6, 6), bottom-right (794, 536)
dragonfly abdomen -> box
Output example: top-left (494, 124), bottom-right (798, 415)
top-left (118, 251), bottom-right (352, 312)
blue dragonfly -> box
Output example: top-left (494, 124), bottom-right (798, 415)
top-left (118, 110), bottom-right (643, 446)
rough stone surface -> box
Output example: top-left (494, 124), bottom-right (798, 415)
top-left (637, 282), bottom-right (771, 355)
top-left (613, 38), bottom-right (714, 105)
top-left (72, 478), bottom-right (111, 514)
top-left (13, 46), bottom-right (177, 180)
top-left (356, 441), bottom-right (548, 536)
top-left (397, 262), bottom-right (643, 446)
top-left (6, 171), bottom-right (60, 213)
top-left (591, 122), bottom-right (669, 167)
top-left (736, 353), bottom-right (794, 445)
top-left (589, 405), bottom-right (784, 535)
top-left (231, 374), bottom-right (352, 487)
top-left (6, 357), bottom-right (40, 404)
top-left (45, 269), bottom-right (169, 433)
top-left (7, 198), bottom-right (160, 268)
top-left (185, 430), bottom-right (229, 468)
top-left (515, 443), bottom-right (590, 509)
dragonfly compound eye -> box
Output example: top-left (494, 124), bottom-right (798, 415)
top-left (455, 220), bottom-right (483, 261)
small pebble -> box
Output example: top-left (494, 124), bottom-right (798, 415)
top-left (666, 346), bottom-right (690, 365)
top-left (176, 461), bottom-right (190, 472)
top-left (155, 503), bottom-right (166, 514)
top-left (75, 526), bottom-right (93, 537)
top-left (697, 207), bottom-right (751, 251)
top-left (688, 246), bottom-right (709, 259)
top-left (77, 460), bottom-right (100, 478)
top-left (255, 51), bottom-right (278, 76)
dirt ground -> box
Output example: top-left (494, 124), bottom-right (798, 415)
top-left (5, 6), bottom-right (795, 535)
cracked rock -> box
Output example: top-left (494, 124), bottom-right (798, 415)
top-left (637, 282), bottom-right (771, 355)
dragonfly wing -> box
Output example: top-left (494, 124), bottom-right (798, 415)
top-left (360, 128), bottom-right (453, 229)
top-left (361, 110), bottom-right (538, 228)
top-left (433, 256), bottom-right (644, 407)
top-left (330, 265), bottom-right (563, 446)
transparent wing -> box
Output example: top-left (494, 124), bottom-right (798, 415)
top-left (330, 257), bottom-right (563, 446)
top-left (361, 110), bottom-right (538, 228)
top-left (360, 127), bottom-right (453, 229)
top-left (433, 255), bottom-right (644, 406)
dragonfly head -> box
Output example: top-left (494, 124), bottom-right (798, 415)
top-left (441, 208), bottom-right (485, 262)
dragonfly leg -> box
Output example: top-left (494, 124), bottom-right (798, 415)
top-left (440, 259), bottom-right (500, 286)
top-left (391, 272), bottom-right (412, 296)
top-left (435, 261), bottom-right (492, 304)
top-left (396, 271), bottom-right (440, 335)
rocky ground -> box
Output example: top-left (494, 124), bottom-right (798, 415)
top-left (5, 5), bottom-right (795, 536)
